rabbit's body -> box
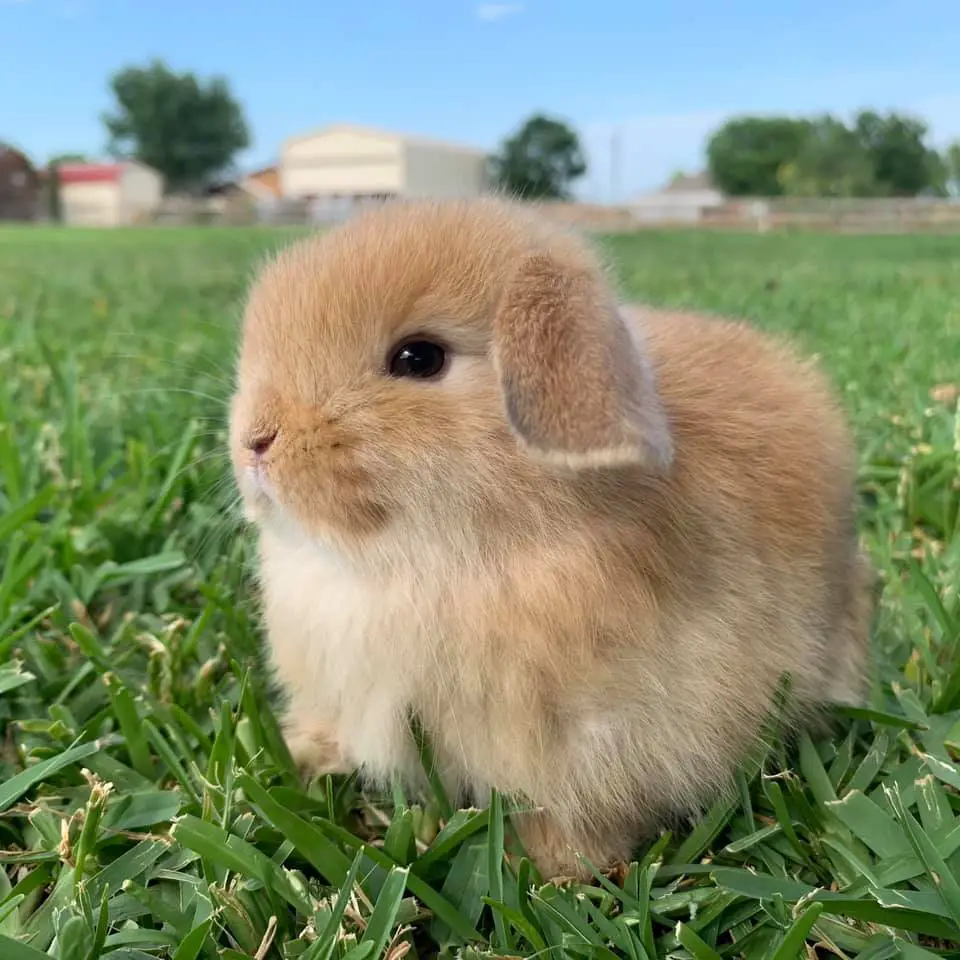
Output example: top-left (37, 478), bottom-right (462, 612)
top-left (230, 198), bottom-right (871, 877)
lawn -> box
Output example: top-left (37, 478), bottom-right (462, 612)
top-left (0, 224), bottom-right (959, 959)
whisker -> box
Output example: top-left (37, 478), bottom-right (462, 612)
top-left (97, 386), bottom-right (230, 407)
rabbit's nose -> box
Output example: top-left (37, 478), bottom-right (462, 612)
top-left (247, 429), bottom-right (278, 457)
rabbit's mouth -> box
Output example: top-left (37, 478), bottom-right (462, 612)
top-left (236, 447), bottom-right (395, 547)
top-left (234, 460), bottom-right (279, 526)
top-left (247, 460), bottom-right (278, 504)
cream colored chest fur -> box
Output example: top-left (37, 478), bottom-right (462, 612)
top-left (258, 528), bottom-right (431, 784)
top-left (255, 526), bottom-right (573, 802)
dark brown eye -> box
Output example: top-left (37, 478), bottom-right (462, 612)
top-left (387, 339), bottom-right (448, 379)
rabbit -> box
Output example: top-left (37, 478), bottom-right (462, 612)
top-left (228, 196), bottom-right (872, 880)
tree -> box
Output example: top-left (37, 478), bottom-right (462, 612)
top-left (488, 113), bottom-right (586, 200)
top-left (853, 110), bottom-right (941, 196)
top-left (944, 141), bottom-right (960, 195)
top-left (706, 116), bottom-right (812, 196)
top-left (777, 116), bottom-right (878, 198)
top-left (49, 152), bottom-right (88, 165)
top-left (102, 60), bottom-right (250, 194)
top-left (924, 150), bottom-right (950, 198)
top-left (707, 111), bottom-right (946, 198)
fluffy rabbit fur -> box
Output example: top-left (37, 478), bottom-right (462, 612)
top-left (229, 197), bottom-right (872, 879)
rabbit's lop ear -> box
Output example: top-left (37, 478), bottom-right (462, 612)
top-left (493, 253), bottom-right (674, 472)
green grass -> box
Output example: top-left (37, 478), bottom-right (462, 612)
top-left (1, 224), bottom-right (959, 959)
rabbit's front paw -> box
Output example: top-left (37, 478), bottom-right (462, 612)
top-left (283, 716), bottom-right (351, 779)
top-left (509, 810), bottom-right (630, 883)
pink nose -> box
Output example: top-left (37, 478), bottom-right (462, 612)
top-left (248, 430), bottom-right (277, 457)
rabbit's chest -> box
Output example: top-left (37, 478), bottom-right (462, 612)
top-left (259, 531), bottom-right (431, 778)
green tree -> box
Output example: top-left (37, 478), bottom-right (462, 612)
top-left (944, 141), bottom-right (960, 195)
top-left (102, 59), bottom-right (250, 194)
top-left (853, 110), bottom-right (941, 196)
top-left (706, 116), bottom-right (812, 196)
top-left (924, 150), bottom-right (949, 197)
top-left (489, 113), bottom-right (587, 200)
top-left (778, 116), bottom-right (878, 197)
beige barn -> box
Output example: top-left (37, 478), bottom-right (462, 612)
top-left (279, 123), bottom-right (489, 216)
top-left (57, 160), bottom-right (163, 227)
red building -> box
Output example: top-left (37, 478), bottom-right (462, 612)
top-left (0, 144), bottom-right (40, 221)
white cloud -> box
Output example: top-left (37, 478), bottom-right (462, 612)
top-left (476, 3), bottom-right (523, 22)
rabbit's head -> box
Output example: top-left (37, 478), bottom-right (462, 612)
top-left (229, 198), bottom-right (672, 558)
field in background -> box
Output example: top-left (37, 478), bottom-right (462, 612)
top-left (1, 226), bottom-right (959, 958)
top-left (146, 196), bottom-right (960, 235)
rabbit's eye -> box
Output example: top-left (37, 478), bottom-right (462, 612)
top-left (387, 339), bottom-right (448, 380)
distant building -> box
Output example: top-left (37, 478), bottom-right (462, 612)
top-left (56, 160), bottom-right (163, 227)
top-left (278, 123), bottom-right (490, 220)
top-left (192, 165), bottom-right (283, 223)
top-left (0, 144), bottom-right (40, 221)
top-left (238, 165), bottom-right (281, 201)
top-left (203, 165), bottom-right (281, 203)
top-left (630, 171), bottom-right (725, 224)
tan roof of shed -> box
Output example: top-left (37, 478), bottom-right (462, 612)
top-left (282, 122), bottom-right (488, 157)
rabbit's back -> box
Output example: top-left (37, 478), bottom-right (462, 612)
top-left (625, 305), bottom-right (869, 691)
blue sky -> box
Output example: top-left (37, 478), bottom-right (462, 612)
top-left (2, 0), bottom-right (958, 199)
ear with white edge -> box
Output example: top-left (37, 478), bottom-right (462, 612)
top-left (492, 253), bottom-right (673, 472)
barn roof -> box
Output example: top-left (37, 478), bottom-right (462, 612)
top-left (282, 123), bottom-right (488, 157)
top-left (242, 165), bottom-right (281, 197)
top-left (0, 143), bottom-right (35, 165)
top-left (57, 163), bottom-right (123, 185)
